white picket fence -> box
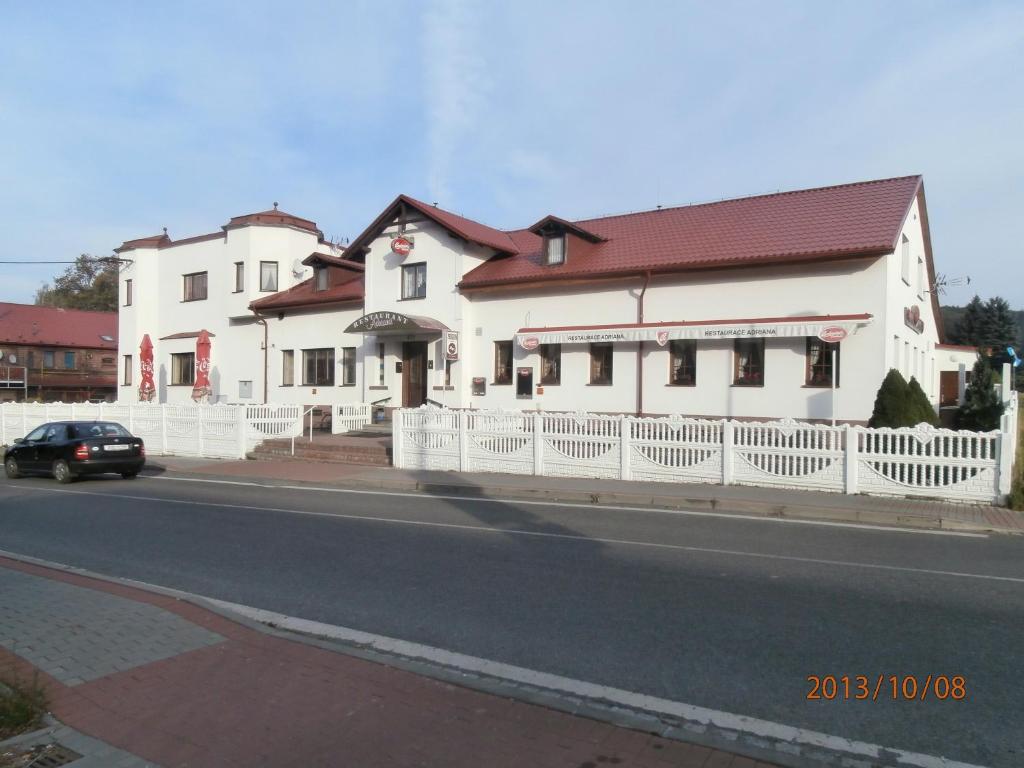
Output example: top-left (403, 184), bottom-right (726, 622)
top-left (0, 402), bottom-right (371, 459)
top-left (393, 407), bottom-right (1018, 504)
top-left (333, 403), bottom-right (373, 434)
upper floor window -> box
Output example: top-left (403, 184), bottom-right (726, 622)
top-left (540, 344), bottom-right (561, 385)
top-left (544, 234), bottom-right (565, 265)
top-left (43, 350), bottom-right (55, 368)
top-left (734, 339), bottom-right (764, 386)
top-left (260, 261), bottom-right (278, 292)
top-left (171, 352), bottom-right (195, 386)
top-left (589, 343), bottom-right (613, 385)
top-left (183, 271), bottom-right (208, 302)
top-left (917, 257), bottom-right (926, 299)
top-left (64, 351), bottom-right (75, 370)
top-left (401, 263), bottom-right (426, 299)
top-left (125, 279), bottom-right (133, 306)
top-left (900, 235), bottom-right (910, 285)
top-left (315, 266), bottom-right (329, 292)
top-left (234, 262), bottom-right (244, 292)
top-left (493, 341), bottom-right (513, 384)
top-left (669, 340), bottom-right (696, 386)
top-left (123, 355), bottom-right (132, 386)
top-left (806, 338), bottom-right (840, 387)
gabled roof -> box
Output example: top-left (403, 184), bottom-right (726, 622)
top-left (343, 194), bottom-right (519, 259)
top-left (223, 206), bottom-right (322, 236)
top-left (114, 232), bottom-right (171, 253)
top-left (0, 303), bottom-right (117, 349)
top-left (459, 175), bottom-right (925, 289)
top-left (301, 252), bottom-right (363, 270)
top-left (249, 269), bottom-right (364, 312)
top-left (527, 215), bottom-right (605, 243)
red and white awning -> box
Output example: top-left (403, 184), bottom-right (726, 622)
top-left (516, 313), bottom-right (872, 348)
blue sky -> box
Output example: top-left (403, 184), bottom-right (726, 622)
top-left (0, 1), bottom-right (1020, 307)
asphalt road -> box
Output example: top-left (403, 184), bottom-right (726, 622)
top-left (1, 471), bottom-right (1022, 767)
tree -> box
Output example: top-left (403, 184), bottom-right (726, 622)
top-left (951, 295), bottom-right (985, 346)
top-left (868, 369), bottom-right (910, 428)
top-left (906, 376), bottom-right (938, 426)
top-left (979, 297), bottom-right (1019, 350)
top-left (35, 255), bottom-right (119, 312)
top-left (955, 357), bottom-right (1005, 431)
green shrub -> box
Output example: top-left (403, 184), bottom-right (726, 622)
top-left (956, 357), bottom-right (1005, 431)
top-left (869, 369), bottom-right (911, 428)
top-left (906, 376), bottom-right (939, 426)
top-left (0, 672), bottom-right (48, 739)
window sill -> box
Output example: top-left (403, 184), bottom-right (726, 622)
top-left (491, 382), bottom-right (512, 386)
top-left (279, 384), bottom-right (293, 387)
top-left (803, 384), bottom-right (840, 389)
top-left (539, 381), bottom-right (560, 387)
top-left (397, 296), bottom-right (426, 301)
top-left (731, 383), bottom-right (764, 388)
top-left (432, 386), bottom-right (456, 391)
top-left (168, 384), bottom-right (195, 387)
top-left (368, 385), bottom-right (388, 390)
top-left (120, 384), bottom-right (133, 387)
top-left (259, 289), bottom-right (279, 293)
top-left (339, 383), bottom-right (356, 387)
top-left (299, 384), bottom-right (334, 388)
top-left (587, 382), bottom-right (613, 387)
top-left (666, 383), bottom-right (696, 387)
top-left (181, 298), bottom-right (207, 303)
top-left (231, 290), bottom-right (244, 294)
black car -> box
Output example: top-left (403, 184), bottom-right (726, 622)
top-left (4, 421), bottom-right (146, 483)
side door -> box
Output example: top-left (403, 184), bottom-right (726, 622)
top-left (36, 424), bottom-right (69, 470)
top-left (14, 424), bottom-right (50, 471)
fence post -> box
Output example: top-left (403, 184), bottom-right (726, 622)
top-left (391, 409), bottom-right (402, 469)
top-left (128, 404), bottom-right (134, 434)
top-left (998, 431), bottom-right (1013, 496)
top-left (70, 402), bottom-right (76, 420)
top-left (722, 419), bottom-right (734, 486)
top-left (160, 405), bottom-right (168, 455)
top-left (237, 406), bottom-right (248, 458)
top-left (619, 414), bottom-right (631, 481)
top-left (459, 410), bottom-right (469, 472)
top-left (21, 402), bottom-right (26, 439)
top-left (198, 407), bottom-right (205, 458)
top-left (533, 412), bottom-right (543, 476)
top-left (844, 424), bottom-right (859, 494)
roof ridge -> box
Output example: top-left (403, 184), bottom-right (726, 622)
top-left (566, 174), bottom-right (923, 227)
top-left (0, 301), bottom-right (117, 317)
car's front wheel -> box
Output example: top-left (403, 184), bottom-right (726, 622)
top-left (4, 457), bottom-right (20, 479)
top-left (53, 459), bottom-right (75, 484)
top-left (121, 471), bottom-right (138, 480)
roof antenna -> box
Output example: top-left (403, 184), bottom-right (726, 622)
top-left (432, 202), bottom-right (439, 208)
top-left (273, 202), bottom-right (279, 210)
top-left (162, 227), bottom-right (168, 234)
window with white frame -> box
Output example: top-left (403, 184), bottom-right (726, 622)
top-left (341, 347), bottom-right (356, 386)
top-left (183, 271), bottom-right (208, 301)
top-left (302, 348), bottom-right (334, 386)
top-left (377, 343), bottom-right (386, 385)
top-left (171, 352), bottom-right (195, 385)
top-left (540, 344), bottom-right (561, 385)
top-left (544, 234), bottom-right (565, 265)
top-left (125, 279), bottom-right (133, 306)
top-left (234, 262), bottom-right (244, 292)
top-left (281, 349), bottom-right (294, 386)
top-left (917, 257), bottom-right (926, 299)
top-left (123, 355), bottom-right (132, 386)
top-left (260, 261), bottom-right (278, 292)
top-left (669, 340), bottom-right (697, 386)
top-left (589, 343), bottom-right (613, 385)
top-left (900, 235), bottom-right (910, 284)
top-left (401, 263), bottom-right (426, 299)
top-left (315, 266), bottom-right (329, 292)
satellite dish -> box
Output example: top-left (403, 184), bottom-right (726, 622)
top-left (291, 258), bottom-right (305, 278)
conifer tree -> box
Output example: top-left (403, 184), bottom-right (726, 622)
top-left (955, 357), bottom-right (1005, 431)
top-left (906, 376), bottom-right (938, 426)
top-left (868, 369), bottom-right (911, 428)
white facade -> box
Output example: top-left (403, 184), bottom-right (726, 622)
top-left (116, 179), bottom-right (971, 423)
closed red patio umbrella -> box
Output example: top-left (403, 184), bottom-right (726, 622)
top-left (191, 329), bottom-right (212, 402)
top-left (138, 334), bottom-right (156, 402)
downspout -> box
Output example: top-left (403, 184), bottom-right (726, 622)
top-left (636, 271), bottom-right (651, 416)
top-left (252, 309), bottom-right (269, 404)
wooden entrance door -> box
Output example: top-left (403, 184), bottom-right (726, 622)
top-left (402, 341), bottom-right (428, 408)
top-left (939, 370), bottom-right (960, 407)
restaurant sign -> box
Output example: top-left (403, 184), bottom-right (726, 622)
top-left (346, 312), bottom-right (421, 333)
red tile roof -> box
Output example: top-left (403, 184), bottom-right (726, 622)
top-left (224, 207), bottom-right (321, 236)
top-left (0, 303), bottom-right (117, 349)
top-left (459, 175), bottom-right (923, 289)
top-left (159, 331), bottom-right (217, 340)
top-left (250, 268), bottom-right (364, 311)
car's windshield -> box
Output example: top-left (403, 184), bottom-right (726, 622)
top-left (70, 422), bottom-right (131, 439)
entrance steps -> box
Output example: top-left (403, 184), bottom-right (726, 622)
top-left (249, 432), bottom-right (392, 466)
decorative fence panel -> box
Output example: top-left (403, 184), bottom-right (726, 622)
top-left (0, 401), bottom-right (325, 459)
top-left (393, 405), bottom-right (1016, 504)
top-left (333, 404), bottom-right (373, 435)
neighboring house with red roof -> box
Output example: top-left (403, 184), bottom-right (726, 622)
top-left (0, 303), bottom-right (118, 402)
top-left (115, 176), bottom-right (971, 422)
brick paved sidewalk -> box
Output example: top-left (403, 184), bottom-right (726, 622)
top-left (0, 557), bottom-right (775, 768)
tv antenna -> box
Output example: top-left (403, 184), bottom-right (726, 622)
top-left (930, 273), bottom-right (970, 295)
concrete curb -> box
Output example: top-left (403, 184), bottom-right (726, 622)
top-left (145, 461), bottom-right (1019, 535)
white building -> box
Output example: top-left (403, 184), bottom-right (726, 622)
top-left (115, 175), bottom-right (974, 423)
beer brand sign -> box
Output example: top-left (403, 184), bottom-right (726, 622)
top-left (817, 326), bottom-right (848, 343)
top-left (445, 331), bottom-right (459, 361)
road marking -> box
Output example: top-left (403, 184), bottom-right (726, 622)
top-left (139, 473), bottom-right (988, 538)
top-left (3, 484), bottom-right (1020, 584)
top-left (0, 546), bottom-right (988, 768)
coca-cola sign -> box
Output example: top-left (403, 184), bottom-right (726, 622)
top-left (817, 326), bottom-right (848, 343)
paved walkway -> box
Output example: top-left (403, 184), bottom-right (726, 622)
top-left (148, 456), bottom-right (1024, 534)
top-left (0, 557), bottom-right (775, 768)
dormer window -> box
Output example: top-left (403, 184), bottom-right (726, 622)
top-left (544, 234), bottom-right (565, 265)
top-left (315, 266), bottom-right (329, 292)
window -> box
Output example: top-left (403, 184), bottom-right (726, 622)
top-left (234, 262), bottom-right (244, 292)
top-left (302, 348), bottom-right (334, 386)
top-left (669, 340), bottom-right (697, 386)
top-left (25, 425), bottom-right (48, 442)
top-left (281, 350), bottom-right (294, 386)
top-left (540, 344), bottom-right (561, 385)
top-left (341, 347), bottom-right (356, 386)
top-left (806, 338), bottom-right (840, 387)
top-left (493, 341), bottom-right (513, 384)
top-left (315, 266), bottom-right (329, 292)
top-left (589, 343), bottom-right (613, 385)
top-left (900, 234), bottom-right (910, 284)
top-left (917, 257), bottom-right (926, 299)
top-left (171, 352), bottom-right (195, 385)
top-left (64, 351), bottom-right (75, 369)
top-left (125, 279), bottom-right (133, 306)
top-left (123, 355), bottom-right (132, 386)
top-left (401, 263), bottom-right (426, 299)
top-left (260, 261), bottom-right (278, 292)
top-left (238, 380), bottom-right (253, 399)
top-left (733, 339), bottom-right (764, 386)
top-left (377, 343), bottom-right (386, 385)
top-left (183, 271), bottom-right (208, 301)
top-left (43, 350), bottom-right (54, 368)
top-left (544, 234), bottom-right (565, 265)
top-left (445, 359), bottom-right (453, 387)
